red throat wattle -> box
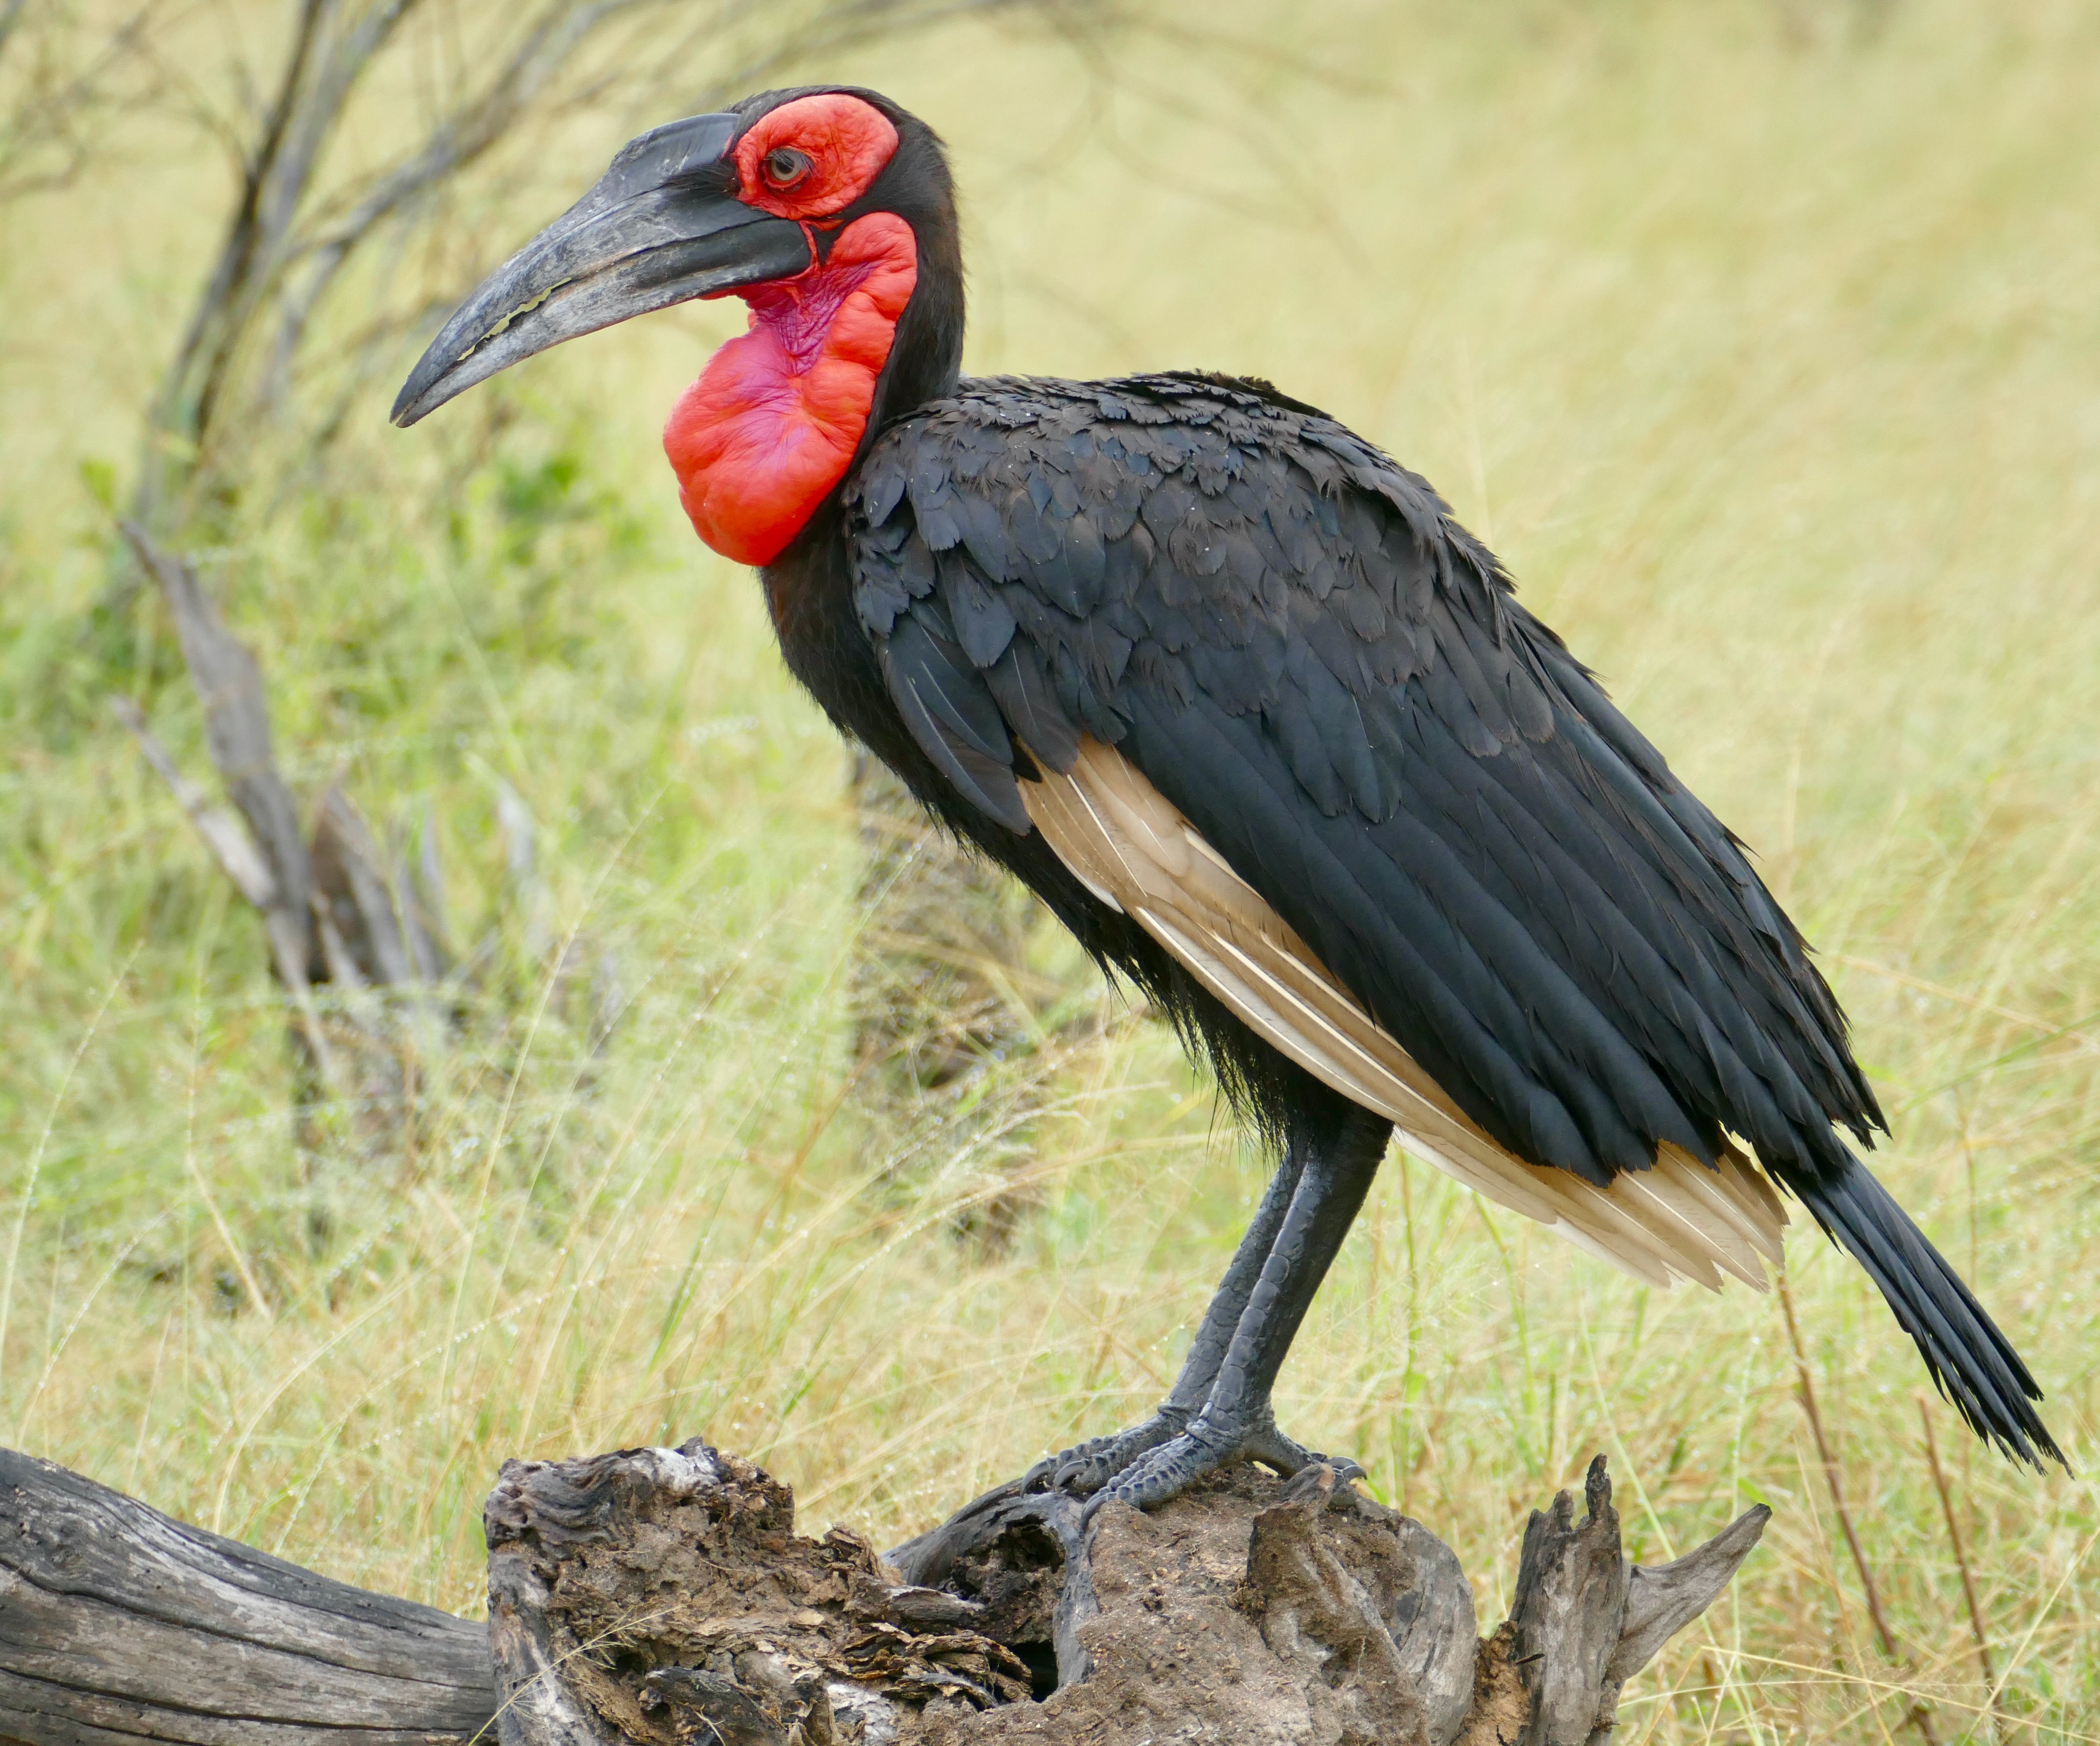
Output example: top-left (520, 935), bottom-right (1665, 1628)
top-left (664, 214), bottom-right (916, 567)
top-left (663, 95), bottom-right (915, 565)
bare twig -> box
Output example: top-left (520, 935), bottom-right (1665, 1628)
top-left (110, 520), bottom-right (348, 1093)
top-left (128, 0), bottom-right (342, 537)
top-left (0, 0), bottom-right (170, 204)
top-left (262, 0), bottom-right (650, 397)
top-left (313, 786), bottom-right (415, 986)
top-left (112, 699), bottom-right (343, 1095)
top-left (115, 520), bottom-right (314, 954)
top-left (110, 698), bottom-right (277, 910)
top-left (1920, 1397), bottom-right (1998, 1695)
top-left (1780, 1272), bottom-right (1940, 1746)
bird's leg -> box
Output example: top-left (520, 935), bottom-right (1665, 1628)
top-left (1082, 1102), bottom-right (1392, 1517)
top-left (1024, 1138), bottom-right (1309, 1494)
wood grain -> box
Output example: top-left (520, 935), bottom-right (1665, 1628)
top-left (0, 1447), bottom-right (496, 1746)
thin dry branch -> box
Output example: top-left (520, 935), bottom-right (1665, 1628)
top-left (0, 0), bottom-right (170, 203)
top-left (1919, 1397), bottom-right (1997, 1694)
top-left (262, 0), bottom-right (654, 401)
top-left (1780, 1272), bottom-right (1940, 1746)
top-left (110, 519), bottom-right (476, 1108)
top-left (110, 696), bottom-right (277, 910)
top-left (116, 519), bottom-right (314, 964)
top-left (112, 520), bottom-right (335, 1067)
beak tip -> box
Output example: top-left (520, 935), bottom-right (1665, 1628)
top-left (389, 369), bottom-right (440, 428)
top-left (390, 364), bottom-right (458, 428)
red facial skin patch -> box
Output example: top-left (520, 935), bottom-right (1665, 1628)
top-left (663, 212), bottom-right (918, 566)
top-left (733, 93), bottom-right (899, 221)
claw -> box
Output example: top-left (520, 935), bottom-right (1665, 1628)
top-left (1083, 1426), bottom-right (1229, 1522)
top-left (1239, 1420), bottom-right (1364, 1484)
top-left (1024, 1403), bottom-right (1364, 1520)
top-left (1023, 1405), bottom-right (1189, 1496)
top-left (1079, 1410), bottom-right (1364, 1522)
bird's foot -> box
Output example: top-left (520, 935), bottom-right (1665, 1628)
top-left (1022, 1404), bottom-right (1191, 1495)
top-left (1078, 1408), bottom-right (1364, 1522)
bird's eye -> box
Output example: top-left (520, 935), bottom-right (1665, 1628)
top-left (763, 147), bottom-right (812, 188)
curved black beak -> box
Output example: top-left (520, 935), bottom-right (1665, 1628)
top-left (391, 112), bottom-right (810, 428)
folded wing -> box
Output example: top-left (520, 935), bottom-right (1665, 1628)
top-left (1025, 732), bottom-right (1786, 1290)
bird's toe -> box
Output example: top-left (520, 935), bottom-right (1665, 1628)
top-left (1024, 1406), bottom-right (1189, 1495)
top-left (1081, 1428), bottom-right (1229, 1522)
top-left (1240, 1420), bottom-right (1364, 1483)
top-left (1078, 1410), bottom-right (1365, 1521)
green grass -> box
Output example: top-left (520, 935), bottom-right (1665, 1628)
top-left (5, 0), bottom-right (2100, 1736)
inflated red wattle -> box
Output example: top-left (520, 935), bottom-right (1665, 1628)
top-left (663, 213), bottom-right (918, 566)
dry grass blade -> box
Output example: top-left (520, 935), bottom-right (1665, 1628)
top-left (1919, 1397), bottom-right (1997, 1699)
top-left (1780, 1272), bottom-right (1940, 1746)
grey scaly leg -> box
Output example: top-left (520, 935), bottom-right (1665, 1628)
top-left (1024, 1136), bottom-right (1311, 1493)
top-left (1083, 1099), bottom-right (1392, 1517)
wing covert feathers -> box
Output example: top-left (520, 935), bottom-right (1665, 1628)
top-left (1023, 735), bottom-right (1788, 1292)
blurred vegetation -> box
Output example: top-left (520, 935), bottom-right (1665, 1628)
top-left (847, 754), bottom-right (1079, 1251)
top-left (4, 0), bottom-right (2100, 1739)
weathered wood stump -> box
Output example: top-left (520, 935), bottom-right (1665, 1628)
top-left (480, 1444), bottom-right (1766, 1746)
top-left (0, 1440), bottom-right (1766, 1746)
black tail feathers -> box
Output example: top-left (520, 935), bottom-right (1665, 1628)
top-left (1796, 1160), bottom-right (2065, 1472)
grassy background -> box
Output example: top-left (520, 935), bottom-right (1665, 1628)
top-left (6, 0), bottom-right (2100, 1736)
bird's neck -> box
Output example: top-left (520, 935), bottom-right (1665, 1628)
top-left (863, 208), bottom-right (965, 435)
top-left (663, 213), bottom-right (920, 567)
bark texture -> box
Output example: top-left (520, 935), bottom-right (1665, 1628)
top-left (0, 1447), bottom-right (495, 1746)
top-left (0, 1441), bottom-right (1766, 1746)
top-left (486, 1443), bottom-right (1766, 1746)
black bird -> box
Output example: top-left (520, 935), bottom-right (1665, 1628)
top-left (395, 87), bottom-right (2062, 1504)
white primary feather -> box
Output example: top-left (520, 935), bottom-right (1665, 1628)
top-left (1020, 736), bottom-right (1787, 1290)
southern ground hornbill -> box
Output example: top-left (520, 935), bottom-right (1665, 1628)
top-left (395, 87), bottom-right (2062, 1501)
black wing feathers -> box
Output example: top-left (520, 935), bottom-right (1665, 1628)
top-left (876, 612), bottom-right (1030, 832)
top-left (841, 370), bottom-right (2057, 1469)
top-left (847, 372), bottom-right (1877, 1183)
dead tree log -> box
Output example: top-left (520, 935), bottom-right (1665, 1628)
top-left (0, 1447), bottom-right (496, 1746)
top-left (485, 1444), bottom-right (1766, 1746)
top-left (0, 1441), bottom-right (1765, 1746)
